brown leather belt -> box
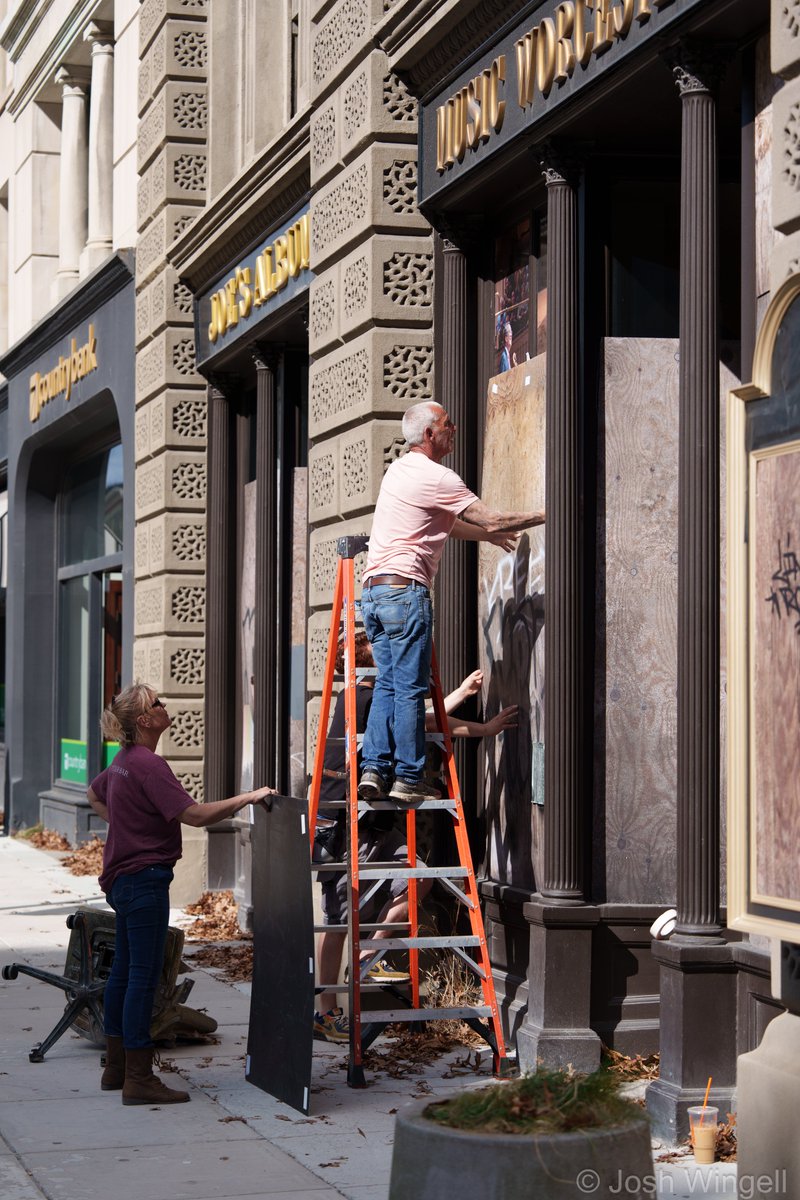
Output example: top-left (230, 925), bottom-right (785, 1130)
top-left (366, 574), bottom-right (426, 588)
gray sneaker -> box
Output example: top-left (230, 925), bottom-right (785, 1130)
top-left (358, 769), bottom-right (389, 800)
top-left (389, 779), bottom-right (442, 803)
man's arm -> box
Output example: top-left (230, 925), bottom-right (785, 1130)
top-left (450, 517), bottom-right (518, 551)
top-left (87, 786), bottom-right (109, 823)
top-left (459, 498), bottom-right (545, 534)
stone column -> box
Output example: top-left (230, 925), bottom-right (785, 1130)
top-left (54, 65), bottom-right (90, 299)
top-left (647, 47), bottom-right (736, 1143)
top-left (253, 348), bottom-right (280, 790)
top-left (81, 21), bottom-right (114, 274)
top-left (516, 149), bottom-right (601, 1075)
top-left (204, 382), bottom-right (234, 806)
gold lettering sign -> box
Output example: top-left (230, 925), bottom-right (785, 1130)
top-left (207, 213), bottom-right (311, 345)
top-left (435, 0), bottom-right (675, 174)
top-left (28, 324), bottom-right (98, 422)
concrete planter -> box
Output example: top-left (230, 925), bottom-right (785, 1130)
top-left (389, 1100), bottom-right (654, 1200)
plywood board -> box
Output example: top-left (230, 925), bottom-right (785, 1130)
top-left (751, 445), bottom-right (800, 910)
top-left (478, 356), bottom-right (546, 890)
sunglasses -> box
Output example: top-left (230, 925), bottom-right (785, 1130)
top-left (150, 698), bottom-right (166, 710)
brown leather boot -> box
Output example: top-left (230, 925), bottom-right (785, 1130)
top-left (101, 1035), bottom-right (125, 1091)
top-left (122, 1046), bottom-right (190, 1105)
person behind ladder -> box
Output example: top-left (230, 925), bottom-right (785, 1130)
top-left (313, 633), bottom-right (519, 1044)
top-left (358, 400), bottom-right (545, 804)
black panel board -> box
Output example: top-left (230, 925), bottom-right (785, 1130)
top-left (246, 795), bottom-right (314, 1114)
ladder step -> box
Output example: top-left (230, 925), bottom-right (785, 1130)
top-left (359, 936), bottom-right (480, 951)
top-left (316, 982), bottom-right (411, 993)
top-left (358, 866), bottom-right (469, 880)
top-left (359, 1006), bottom-right (492, 1024)
top-left (317, 799), bottom-right (457, 811)
top-left (313, 922), bottom-right (410, 933)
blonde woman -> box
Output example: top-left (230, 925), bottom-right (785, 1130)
top-left (88, 683), bottom-right (276, 1106)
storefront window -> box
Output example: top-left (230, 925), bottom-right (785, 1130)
top-left (608, 180), bottom-right (680, 338)
top-left (57, 443), bottom-right (123, 784)
top-left (493, 211), bottom-right (547, 374)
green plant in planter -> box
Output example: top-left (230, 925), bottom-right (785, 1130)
top-left (390, 1067), bottom-right (654, 1200)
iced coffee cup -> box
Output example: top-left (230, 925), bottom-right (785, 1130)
top-left (688, 1105), bottom-right (718, 1164)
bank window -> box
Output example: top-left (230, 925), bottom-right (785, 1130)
top-left (493, 211), bottom-right (547, 375)
top-left (57, 444), bottom-right (123, 785)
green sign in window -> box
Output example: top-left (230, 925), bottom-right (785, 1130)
top-left (60, 739), bottom-right (119, 783)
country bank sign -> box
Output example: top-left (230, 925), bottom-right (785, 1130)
top-left (423, 0), bottom-right (700, 199)
top-left (28, 325), bottom-right (98, 422)
top-left (196, 207), bottom-right (311, 366)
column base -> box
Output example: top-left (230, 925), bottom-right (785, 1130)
top-left (515, 899), bottom-right (602, 1074)
top-left (646, 938), bottom-right (737, 1142)
top-left (80, 240), bottom-right (112, 277)
top-left (52, 270), bottom-right (79, 303)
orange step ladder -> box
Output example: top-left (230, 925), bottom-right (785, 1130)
top-left (308, 534), bottom-right (515, 1086)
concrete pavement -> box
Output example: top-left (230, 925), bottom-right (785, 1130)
top-left (0, 836), bottom-right (741, 1199)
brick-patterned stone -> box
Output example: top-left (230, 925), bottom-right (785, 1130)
top-left (138, 82), bottom-right (209, 173)
top-left (773, 0), bottom-right (800, 80)
top-left (309, 265), bottom-right (341, 356)
top-left (338, 418), bottom-right (403, 516)
top-left (771, 228), bottom-right (800, 290)
top-left (309, 515), bottom-right (372, 609)
top-left (136, 329), bottom-right (205, 403)
top-left (308, 436), bottom-right (340, 523)
top-left (131, 635), bottom-right (205, 693)
top-left (138, 144), bottom-right (208, 229)
top-left (773, 75), bottom-right (800, 233)
top-left (339, 50), bottom-right (417, 165)
top-left (135, 390), bottom-right (208, 456)
top-left (310, 99), bottom-right (340, 188)
top-left (136, 206), bottom-right (198, 286)
top-left (135, 449), bottom-right (207, 518)
top-left (339, 235), bottom-right (433, 340)
top-left (136, 269), bottom-right (195, 346)
top-left (134, 574), bottom-right (206, 636)
top-left (135, 512), bottom-right (206, 576)
top-left (310, 0), bottom-right (384, 102)
top-left (310, 145), bottom-right (428, 272)
top-left (160, 699), bottom-right (205, 758)
top-left (139, 20), bottom-right (209, 116)
top-left (139, 0), bottom-right (208, 57)
top-left (309, 328), bottom-right (433, 438)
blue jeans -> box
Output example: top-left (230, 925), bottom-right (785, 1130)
top-left (361, 581), bottom-right (433, 783)
top-left (103, 865), bottom-right (173, 1049)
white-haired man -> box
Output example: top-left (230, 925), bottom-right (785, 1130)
top-left (359, 400), bottom-right (545, 802)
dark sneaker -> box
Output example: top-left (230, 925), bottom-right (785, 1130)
top-left (313, 1007), bottom-right (349, 1044)
top-left (389, 778), bottom-right (442, 803)
top-left (358, 769), bottom-right (389, 800)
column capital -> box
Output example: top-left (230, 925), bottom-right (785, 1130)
top-left (664, 40), bottom-right (728, 98)
top-left (435, 214), bottom-right (482, 254)
top-left (538, 141), bottom-right (583, 189)
top-left (55, 63), bottom-right (90, 92)
top-left (252, 344), bottom-right (282, 374)
top-left (84, 20), bottom-right (115, 50)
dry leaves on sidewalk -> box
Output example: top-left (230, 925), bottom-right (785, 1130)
top-left (183, 890), bottom-right (250, 941)
top-left (29, 829), bottom-right (72, 851)
top-left (63, 838), bottom-right (105, 875)
top-left (602, 1045), bottom-right (660, 1081)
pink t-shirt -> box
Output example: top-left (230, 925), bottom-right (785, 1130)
top-left (90, 745), bottom-right (195, 892)
top-left (363, 452), bottom-right (478, 589)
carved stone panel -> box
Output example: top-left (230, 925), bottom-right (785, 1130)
top-left (139, 0), bottom-right (208, 57)
top-left (772, 0), bottom-right (800, 80)
top-left (136, 206), bottom-right (198, 286)
top-left (135, 449), bottom-right (207, 518)
top-left (338, 418), bottom-right (403, 517)
top-left (339, 234), bottom-right (433, 339)
top-left (306, 609), bottom-right (339, 692)
top-left (771, 229), bottom-right (800, 289)
top-left (160, 699), bottom-right (205, 759)
top-left (309, 328), bottom-right (433, 438)
top-left (134, 573), bottom-right (206, 636)
top-left (310, 145), bottom-right (428, 272)
top-left (139, 21), bottom-right (209, 116)
top-left (138, 144), bottom-right (208, 229)
top-left (130, 635), bottom-right (205, 693)
top-left (136, 268), bottom-right (194, 346)
top-left (309, 264), bottom-right (341, 356)
top-left (136, 329), bottom-right (205, 403)
top-left (310, 0), bottom-right (384, 102)
top-left (310, 99), bottom-right (340, 188)
top-left (308, 437), bottom-right (340, 523)
top-left (339, 50), bottom-right (417, 165)
top-left (137, 82), bottom-right (209, 173)
top-left (773, 75), bottom-right (800, 233)
top-left (308, 515), bottom-right (372, 609)
top-left (134, 512), bottom-right (206, 577)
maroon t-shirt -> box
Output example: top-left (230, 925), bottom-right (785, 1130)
top-left (90, 745), bottom-right (195, 892)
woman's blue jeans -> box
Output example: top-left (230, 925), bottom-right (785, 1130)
top-left (103, 865), bottom-right (173, 1049)
top-left (361, 581), bottom-right (433, 783)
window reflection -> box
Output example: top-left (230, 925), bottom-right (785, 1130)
top-left (61, 443), bottom-right (123, 565)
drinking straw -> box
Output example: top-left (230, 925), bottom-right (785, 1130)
top-left (697, 1076), bottom-right (713, 1127)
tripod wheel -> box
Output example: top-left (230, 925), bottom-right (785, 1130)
top-left (2, 965), bottom-right (18, 980)
top-left (65, 914), bottom-right (77, 929)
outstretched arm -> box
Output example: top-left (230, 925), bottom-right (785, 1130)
top-left (450, 517), bottom-right (518, 552)
top-left (460, 498), bottom-right (545, 534)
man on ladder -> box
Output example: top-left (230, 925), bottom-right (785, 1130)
top-left (359, 400), bottom-right (546, 804)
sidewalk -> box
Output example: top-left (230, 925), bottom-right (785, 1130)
top-left (0, 837), bottom-right (739, 1200)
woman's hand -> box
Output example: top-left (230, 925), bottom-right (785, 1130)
top-left (252, 786), bottom-right (278, 808)
top-left (483, 705), bottom-right (519, 736)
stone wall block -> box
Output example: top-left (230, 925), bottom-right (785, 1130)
top-left (310, 145), bottom-right (428, 271)
top-left (309, 327), bottom-right (433, 438)
top-left (338, 418), bottom-right (404, 517)
top-left (773, 0), bottom-right (800, 79)
top-left (134, 573), bottom-right (206, 636)
top-left (306, 696), bottom-right (323, 777)
top-left (131, 635), bottom-right (205, 694)
top-left (138, 81), bottom-right (209, 173)
top-left (139, 20), bottom-right (209, 116)
top-left (306, 609), bottom-right (339, 692)
top-left (172, 760), bottom-right (205, 802)
top-left (160, 699), bottom-right (205, 759)
top-left (140, 0), bottom-right (208, 58)
top-left (311, 0), bottom-right (385, 102)
top-left (136, 207), bottom-right (198, 285)
top-left (773, 76), bottom-right (800, 233)
top-left (339, 50), bottom-right (417, 164)
top-left (135, 511), bottom-right (206, 576)
top-left (136, 328), bottom-right (205, 403)
top-left (309, 514), bottom-right (372, 608)
top-left (138, 144), bottom-right (208, 229)
top-left (339, 234), bottom-right (433, 339)
top-left (135, 449), bottom-right (207, 519)
top-left (310, 98), bottom-right (340, 188)
top-left (771, 228), bottom-right (800, 289)
top-left (135, 392), bottom-right (207, 459)
top-left (308, 435), bottom-right (341, 523)
top-left (309, 264), bottom-right (341, 356)
top-left (136, 268), bottom-right (194, 346)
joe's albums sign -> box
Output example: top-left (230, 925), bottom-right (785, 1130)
top-left (420, 0), bottom-right (706, 201)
